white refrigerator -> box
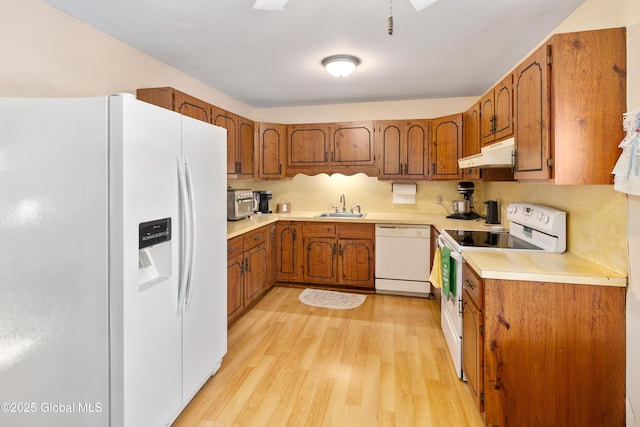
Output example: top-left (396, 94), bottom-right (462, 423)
top-left (0, 95), bottom-right (227, 426)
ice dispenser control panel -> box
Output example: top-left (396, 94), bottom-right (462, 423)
top-left (139, 218), bottom-right (171, 249)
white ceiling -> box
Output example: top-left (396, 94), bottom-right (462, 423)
top-left (43, 0), bottom-right (584, 108)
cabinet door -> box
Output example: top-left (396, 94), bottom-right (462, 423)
top-left (276, 222), bottom-right (302, 282)
top-left (405, 120), bottom-right (429, 179)
top-left (462, 289), bottom-right (483, 412)
top-left (244, 242), bottom-right (269, 304)
top-left (551, 28), bottom-right (626, 185)
top-left (288, 123), bottom-right (329, 166)
top-left (211, 106), bottom-right (239, 176)
top-left (331, 121), bottom-right (375, 166)
top-left (304, 237), bottom-right (337, 284)
top-left (338, 238), bottom-right (374, 288)
top-left (269, 224), bottom-right (278, 286)
top-left (480, 74), bottom-right (513, 147)
top-left (136, 87), bottom-right (211, 123)
top-left (377, 121), bottom-right (404, 178)
top-left (174, 91), bottom-right (212, 123)
top-left (257, 122), bottom-right (286, 179)
top-left (493, 74), bottom-right (514, 141)
top-left (480, 91), bottom-right (495, 146)
top-left (378, 120), bottom-right (428, 179)
top-left (514, 44), bottom-right (551, 180)
top-left (227, 253), bottom-right (244, 323)
top-left (462, 103), bottom-right (481, 180)
top-left (431, 113), bottom-right (463, 180)
top-left (237, 116), bottom-right (255, 178)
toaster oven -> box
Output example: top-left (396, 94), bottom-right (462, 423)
top-left (227, 189), bottom-right (254, 221)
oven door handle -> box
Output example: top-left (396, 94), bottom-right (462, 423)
top-left (437, 234), bottom-right (464, 262)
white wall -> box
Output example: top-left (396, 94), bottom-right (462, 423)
top-left (0, 0), bottom-right (253, 117)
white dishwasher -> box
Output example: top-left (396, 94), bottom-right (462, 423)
top-left (375, 224), bottom-right (431, 297)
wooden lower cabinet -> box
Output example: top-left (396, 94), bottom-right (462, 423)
top-left (463, 261), bottom-right (625, 426)
top-left (276, 222), bottom-right (303, 282)
top-left (462, 263), bottom-right (484, 412)
top-left (244, 240), bottom-right (269, 304)
top-left (226, 236), bottom-right (244, 324)
top-left (306, 222), bottom-right (374, 289)
top-left (226, 225), bottom-right (272, 325)
top-left (304, 236), bottom-right (337, 284)
top-left (276, 221), bottom-right (374, 290)
top-left (338, 238), bottom-right (374, 288)
top-left (269, 224), bottom-right (278, 286)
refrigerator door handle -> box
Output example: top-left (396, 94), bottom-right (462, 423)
top-left (183, 157), bottom-right (198, 311)
top-left (177, 156), bottom-right (191, 315)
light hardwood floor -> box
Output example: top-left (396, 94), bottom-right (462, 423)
top-left (173, 286), bottom-right (486, 427)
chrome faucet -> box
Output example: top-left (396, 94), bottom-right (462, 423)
top-left (339, 194), bottom-right (346, 212)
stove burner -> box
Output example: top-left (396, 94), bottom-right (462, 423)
top-left (443, 229), bottom-right (544, 251)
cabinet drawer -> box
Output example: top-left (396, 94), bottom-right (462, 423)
top-left (227, 236), bottom-right (244, 262)
top-left (302, 222), bottom-right (336, 237)
top-left (243, 226), bottom-right (268, 250)
top-left (337, 223), bottom-right (374, 239)
top-left (462, 262), bottom-right (483, 307)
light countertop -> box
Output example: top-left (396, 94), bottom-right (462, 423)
top-left (227, 211), bottom-right (497, 239)
top-left (226, 211), bottom-right (627, 288)
top-left (462, 250), bottom-right (626, 287)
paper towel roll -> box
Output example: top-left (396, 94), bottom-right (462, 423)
top-left (392, 183), bottom-right (416, 204)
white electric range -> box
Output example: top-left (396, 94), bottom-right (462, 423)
top-left (436, 203), bottom-right (567, 379)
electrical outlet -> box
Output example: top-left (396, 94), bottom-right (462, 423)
top-left (435, 195), bottom-right (442, 204)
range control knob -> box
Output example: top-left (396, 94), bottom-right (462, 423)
top-left (536, 212), bottom-right (543, 221)
top-left (542, 215), bottom-right (550, 224)
top-left (508, 206), bottom-right (517, 214)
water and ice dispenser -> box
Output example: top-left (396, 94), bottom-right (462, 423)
top-left (138, 218), bottom-right (172, 290)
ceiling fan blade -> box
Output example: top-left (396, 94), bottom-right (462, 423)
top-left (408, 0), bottom-right (441, 11)
top-left (253, 0), bottom-right (291, 11)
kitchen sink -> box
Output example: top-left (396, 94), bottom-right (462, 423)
top-left (315, 212), bottom-right (367, 219)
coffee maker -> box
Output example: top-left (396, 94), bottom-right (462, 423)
top-left (447, 182), bottom-right (480, 220)
top-left (257, 190), bottom-right (272, 213)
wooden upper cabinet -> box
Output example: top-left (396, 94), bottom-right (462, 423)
top-left (286, 121), bottom-right (376, 176)
top-left (287, 123), bottom-right (329, 167)
top-left (174, 91), bottom-right (212, 123)
top-left (256, 122), bottom-right (286, 179)
top-left (331, 121), bottom-right (375, 166)
top-left (462, 103), bottom-right (481, 180)
top-left (137, 87), bottom-right (211, 123)
top-left (137, 87), bottom-right (255, 178)
top-left (237, 116), bottom-right (255, 179)
top-left (513, 45), bottom-right (551, 180)
top-left (514, 27), bottom-right (626, 184)
top-left (481, 74), bottom-right (513, 146)
top-left (431, 113), bottom-right (463, 180)
top-left (377, 120), bottom-right (429, 180)
top-left (211, 106), bottom-right (240, 177)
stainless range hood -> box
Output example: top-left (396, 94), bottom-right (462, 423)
top-left (458, 137), bottom-right (514, 169)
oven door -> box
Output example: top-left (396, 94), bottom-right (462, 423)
top-left (437, 233), bottom-right (465, 379)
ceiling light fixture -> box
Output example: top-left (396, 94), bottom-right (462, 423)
top-left (322, 55), bottom-right (360, 78)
